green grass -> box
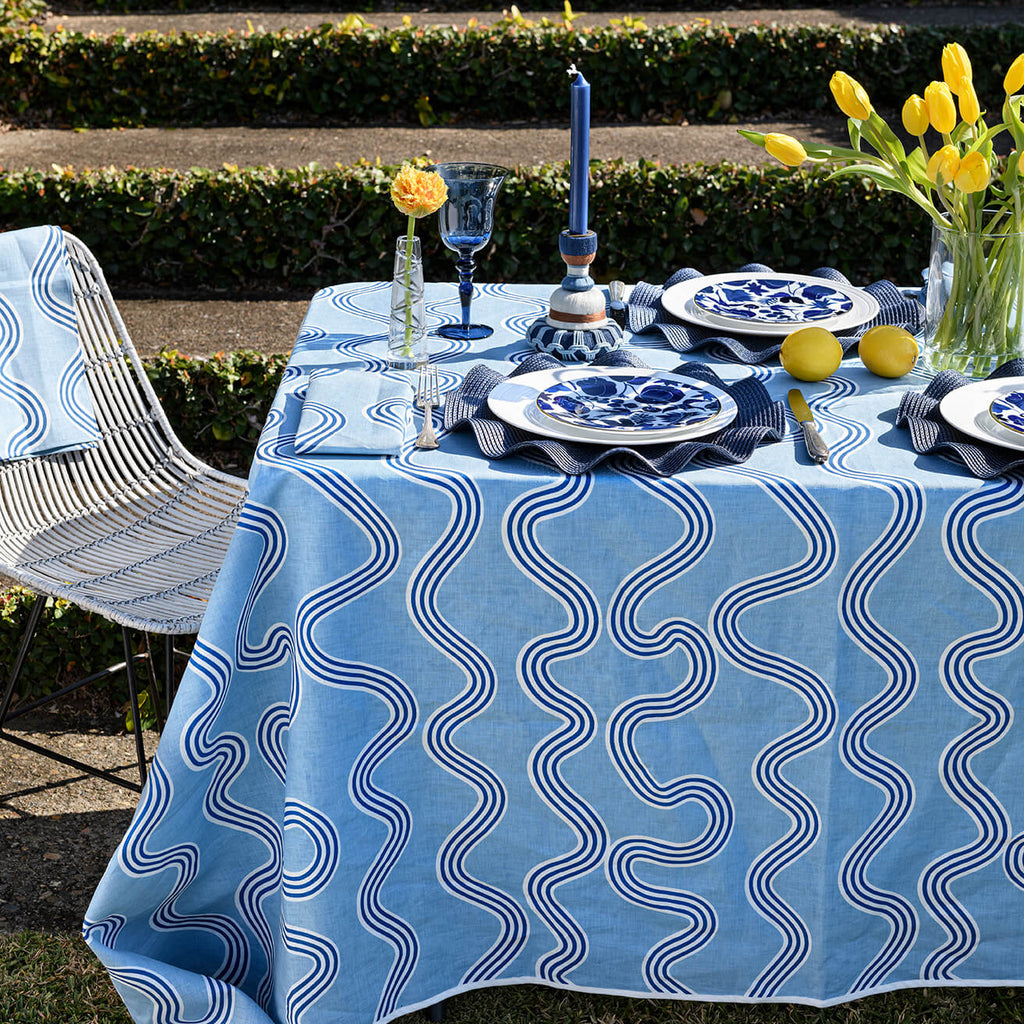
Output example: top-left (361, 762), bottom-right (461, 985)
top-left (5, 931), bottom-right (1024, 1024)
top-left (0, 932), bottom-right (131, 1024)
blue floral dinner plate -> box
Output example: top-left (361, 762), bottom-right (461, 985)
top-left (989, 390), bottom-right (1024, 435)
top-left (691, 276), bottom-right (854, 324)
top-left (536, 374), bottom-right (721, 432)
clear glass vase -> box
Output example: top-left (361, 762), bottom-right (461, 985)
top-left (388, 235), bottom-right (427, 369)
top-left (922, 218), bottom-right (1024, 378)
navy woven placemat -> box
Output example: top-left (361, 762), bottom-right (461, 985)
top-left (442, 349), bottom-right (786, 477)
top-left (628, 264), bottom-right (922, 363)
top-left (895, 358), bottom-right (1024, 479)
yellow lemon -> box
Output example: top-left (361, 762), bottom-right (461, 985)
top-left (858, 325), bottom-right (919, 378)
top-left (779, 327), bottom-right (843, 382)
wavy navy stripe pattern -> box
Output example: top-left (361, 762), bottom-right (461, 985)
top-left (83, 283), bottom-right (1024, 1024)
top-left (0, 225), bottom-right (99, 458)
top-left (920, 474), bottom-right (1024, 981)
top-left (605, 471), bottom-right (733, 992)
top-left (506, 475), bottom-right (608, 984)
top-left (710, 468), bottom-right (839, 998)
top-left (809, 374), bottom-right (925, 994)
top-left (390, 437), bottom-right (531, 984)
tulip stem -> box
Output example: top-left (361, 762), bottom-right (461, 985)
top-left (402, 213), bottom-right (415, 356)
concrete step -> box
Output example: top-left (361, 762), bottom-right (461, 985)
top-left (120, 296), bottom-right (309, 359)
top-left (43, 5), bottom-right (1024, 33)
top-left (3, 119), bottom-right (853, 172)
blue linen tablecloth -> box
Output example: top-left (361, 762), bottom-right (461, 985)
top-left (86, 282), bottom-right (1024, 1024)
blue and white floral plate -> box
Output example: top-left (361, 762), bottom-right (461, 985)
top-left (536, 374), bottom-right (721, 432)
top-left (939, 375), bottom-right (1024, 451)
top-left (989, 389), bottom-right (1024, 435)
top-left (488, 367), bottom-right (738, 446)
top-left (693, 276), bottom-right (853, 323)
top-left (661, 272), bottom-right (880, 337)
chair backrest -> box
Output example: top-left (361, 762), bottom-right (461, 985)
top-left (0, 231), bottom-right (247, 633)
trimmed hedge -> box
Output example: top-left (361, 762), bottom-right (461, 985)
top-left (3, 21), bottom-right (1024, 128)
top-left (0, 161), bottom-right (931, 292)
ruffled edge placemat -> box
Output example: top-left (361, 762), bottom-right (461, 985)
top-left (895, 357), bottom-right (1024, 478)
top-left (443, 350), bottom-right (786, 477)
top-left (628, 264), bottom-right (921, 364)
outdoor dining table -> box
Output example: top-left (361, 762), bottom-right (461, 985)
top-left (86, 280), bottom-right (1024, 1024)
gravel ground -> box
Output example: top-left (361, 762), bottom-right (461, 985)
top-left (0, 695), bottom-right (157, 936)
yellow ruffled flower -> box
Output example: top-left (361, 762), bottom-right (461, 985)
top-left (927, 145), bottom-right (961, 187)
top-left (954, 151), bottom-right (991, 193)
top-left (829, 71), bottom-right (872, 121)
top-left (390, 165), bottom-right (449, 219)
top-left (901, 94), bottom-right (930, 136)
top-left (941, 43), bottom-right (972, 95)
top-left (958, 76), bottom-right (980, 124)
top-left (924, 80), bottom-right (957, 134)
top-left (1005, 53), bottom-right (1024, 95)
top-left (764, 133), bottom-right (808, 167)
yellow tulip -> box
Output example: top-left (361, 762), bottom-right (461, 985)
top-left (927, 145), bottom-right (961, 186)
top-left (901, 94), bottom-right (930, 136)
top-left (958, 76), bottom-right (980, 124)
top-left (925, 80), bottom-right (957, 134)
top-left (954, 151), bottom-right (990, 193)
top-left (941, 43), bottom-right (972, 95)
top-left (829, 71), bottom-right (873, 121)
top-left (1005, 53), bottom-right (1024, 95)
top-left (764, 132), bottom-right (808, 167)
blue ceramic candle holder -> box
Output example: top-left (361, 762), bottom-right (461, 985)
top-left (525, 230), bottom-right (624, 361)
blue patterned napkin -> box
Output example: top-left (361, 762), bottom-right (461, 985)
top-left (0, 225), bottom-right (100, 460)
top-left (895, 358), bottom-right (1024, 478)
top-left (294, 367), bottom-right (414, 455)
top-left (628, 264), bottom-right (922, 363)
top-left (443, 350), bottom-right (786, 477)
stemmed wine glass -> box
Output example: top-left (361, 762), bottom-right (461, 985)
top-left (428, 162), bottom-right (509, 340)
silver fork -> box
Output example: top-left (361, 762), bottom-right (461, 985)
top-left (414, 363), bottom-right (441, 450)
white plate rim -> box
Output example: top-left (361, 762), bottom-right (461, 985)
top-left (534, 372), bottom-right (724, 433)
top-left (938, 375), bottom-right (1024, 452)
top-left (487, 366), bottom-right (739, 446)
top-left (661, 272), bottom-right (880, 336)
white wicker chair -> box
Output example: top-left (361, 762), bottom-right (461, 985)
top-left (0, 232), bottom-right (249, 791)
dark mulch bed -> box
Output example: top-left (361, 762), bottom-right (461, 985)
top-left (0, 691), bottom-right (155, 935)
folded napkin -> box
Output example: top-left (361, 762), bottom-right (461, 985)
top-left (628, 264), bottom-right (922, 364)
top-left (294, 367), bottom-right (414, 455)
top-left (0, 225), bottom-right (100, 460)
top-left (443, 350), bottom-right (786, 477)
top-left (895, 358), bottom-right (1024, 479)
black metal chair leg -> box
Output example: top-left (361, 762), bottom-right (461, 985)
top-left (426, 1001), bottom-right (446, 1022)
top-left (0, 595), bottom-right (146, 792)
top-left (0, 592), bottom-right (46, 728)
top-left (165, 634), bottom-right (176, 707)
top-left (122, 628), bottom-right (148, 789)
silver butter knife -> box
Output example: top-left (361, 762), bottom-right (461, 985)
top-left (787, 388), bottom-right (829, 463)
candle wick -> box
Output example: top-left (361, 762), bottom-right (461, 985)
top-left (567, 63), bottom-right (578, 78)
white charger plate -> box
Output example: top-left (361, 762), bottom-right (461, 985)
top-left (939, 375), bottom-right (1024, 452)
top-left (661, 273), bottom-right (880, 337)
top-left (488, 366), bottom-right (738, 446)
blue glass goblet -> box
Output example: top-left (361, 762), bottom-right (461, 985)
top-left (429, 162), bottom-right (509, 341)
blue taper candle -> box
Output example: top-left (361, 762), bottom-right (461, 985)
top-left (568, 65), bottom-right (590, 235)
